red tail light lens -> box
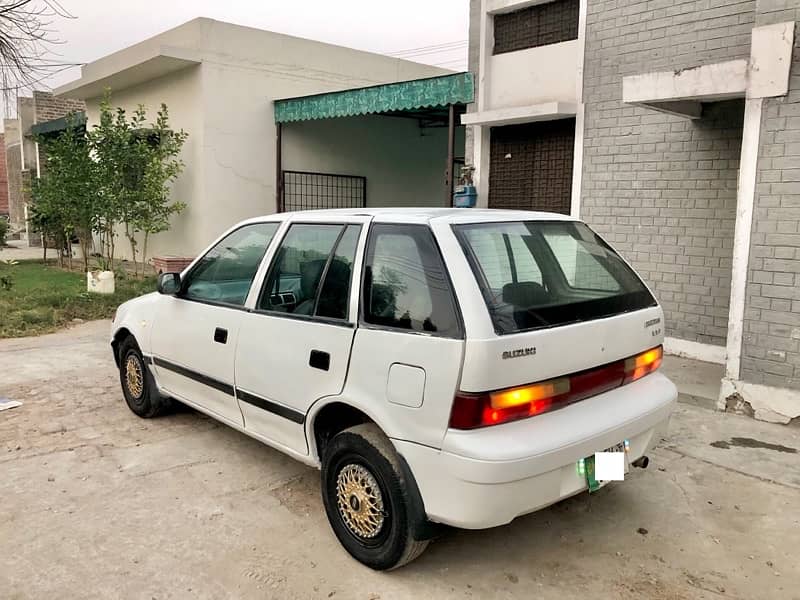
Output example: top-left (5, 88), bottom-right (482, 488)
top-left (449, 346), bottom-right (663, 429)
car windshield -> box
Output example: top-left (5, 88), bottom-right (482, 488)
top-left (453, 220), bottom-right (657, 334)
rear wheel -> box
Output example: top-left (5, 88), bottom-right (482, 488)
top-left (118, 337), bottom-right (171, 418)
top-left (321, 424), bottom-right (429, 570)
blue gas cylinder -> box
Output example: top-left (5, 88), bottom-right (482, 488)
top-left (453, 184), bottom-right (477, 208)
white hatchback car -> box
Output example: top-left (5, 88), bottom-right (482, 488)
top-left (112, 208), bottom-right (676, 569)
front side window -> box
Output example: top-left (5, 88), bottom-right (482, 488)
top-left (183, 222), bottom-right (279, 306)
top-left (455, 221), bottom-right (656, 334)
top-left (259, 223), bottom-right (360, 321)
top-left (363, 224), bottom-right (461, 338)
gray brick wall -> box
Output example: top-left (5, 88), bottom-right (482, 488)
top-left (740, 4), bottom-right (800, 390)
top-left (581, 0), bottom-right (756, 347)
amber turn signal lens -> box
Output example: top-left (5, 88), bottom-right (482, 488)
top-left (489, 378), bottom-right (570, 410)
top-left (624, 346), bottom-right (663, 384)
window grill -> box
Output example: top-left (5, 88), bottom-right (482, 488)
top-left (493, 0), bottom-right (579, 55)
top-left (281, 170), bottom-right (367, 212)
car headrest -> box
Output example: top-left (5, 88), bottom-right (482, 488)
top-left (502, 281), bottom-right (548, 308)
top-left (300, 259), bottom-right (327, 298)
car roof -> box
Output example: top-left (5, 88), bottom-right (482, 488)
top-left (245, 207), bottom-right (578, 225)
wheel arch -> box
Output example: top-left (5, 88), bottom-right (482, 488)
top-left (307, 399), bottom-right (377, 463)
top-left (111, 327), bottom-right (134, 367)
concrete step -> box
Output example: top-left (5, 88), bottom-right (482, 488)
top-left (662, 354), bottom-right (723, 410)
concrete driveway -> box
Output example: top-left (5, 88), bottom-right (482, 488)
top-left (0, 239), bottom-right (45, 262)
top-left (1, 321), bottom-right (798, 599)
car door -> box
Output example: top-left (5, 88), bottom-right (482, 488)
top-left (149, 221), bottom-right (281, 427)
top-left (234, 217), bottom-right (368, 455)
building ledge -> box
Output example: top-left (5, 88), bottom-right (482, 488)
top-left (486, 0), bottom-right (553, 13)
top-left (55, 46), bottom-right (202, 100)
top-left (461, 101), bottom-right (577, 127)
top-left (622, 60), bottom-right (747, 119)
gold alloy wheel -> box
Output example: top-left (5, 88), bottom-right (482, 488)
top-left (336, 463), bottom-right (385, 539)
top-left (125, 355), bottom-right (144, 399)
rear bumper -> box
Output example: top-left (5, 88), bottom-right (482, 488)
top-left (394, 372), bottom-right (677, 529)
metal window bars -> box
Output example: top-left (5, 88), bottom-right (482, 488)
top-left (281, 170), bottom-right (366, 212)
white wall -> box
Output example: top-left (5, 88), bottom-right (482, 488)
top-left (282, 115), bottom-right (466, 208)
top-left (487, 40), bottom-right (579, 109)
top-left (195, 18), bottom-right (452, 248)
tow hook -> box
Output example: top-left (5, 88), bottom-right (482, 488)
top-left (632, 456), bottom-right (650, 469)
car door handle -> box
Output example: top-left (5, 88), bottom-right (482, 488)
top-left (309, 350), bottom-right (330, 371)
top-left (214, 327), bottom-right (228, 344)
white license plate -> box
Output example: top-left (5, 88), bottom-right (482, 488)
top-left (595, 441), bottom-right (630, 481)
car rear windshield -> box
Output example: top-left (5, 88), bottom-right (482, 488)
top-left (453, 221), bottom-right (657, 334)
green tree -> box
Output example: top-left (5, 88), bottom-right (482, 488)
top-left (89, 94), bottom-right (129, 270)
top-left (28, 91), bottom-right (188, 275)
top-left (125, 104), bottom-right (188, 276)
top-left (90, 92), bottom-right (188, 276)
top-left (30, 117), bottom-right (97, 270)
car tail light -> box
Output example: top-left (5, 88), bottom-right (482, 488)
top-left (623, 346), bottom-right (662, 383)
top-left (449, 346), bottom-right (663, 430)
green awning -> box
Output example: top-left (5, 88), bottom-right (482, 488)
top-left (30, 112), bottom-right (87, 136)
top-left (274, 72), bottom-right (473, 123)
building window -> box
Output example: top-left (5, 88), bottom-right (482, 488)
top-left (493, 0), bottom-right (579, 55)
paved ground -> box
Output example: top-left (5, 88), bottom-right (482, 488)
top-left (1, 321), bottom-right (799, 600)
top-left (0, 239), bottom-right (45, 262)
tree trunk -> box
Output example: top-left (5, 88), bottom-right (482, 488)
top-left (78, 231), bottom-right (90, 273)
top-left (141, 233), bottom-right (149, 279)
top-left (57, 233), bottom-right (65, 268)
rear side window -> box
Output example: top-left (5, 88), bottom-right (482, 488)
top-left (258, 223), bottom-right (360, 321)
top-left (455, 221), bottom-right (656, 334)
top-left (363, 224), bottom-right (461, 338)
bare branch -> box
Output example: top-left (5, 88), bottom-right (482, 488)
top-left (0, 0), bottom-right (78, 112)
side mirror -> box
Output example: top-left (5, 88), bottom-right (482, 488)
top-left (157, 272), bottom-right (181, 295)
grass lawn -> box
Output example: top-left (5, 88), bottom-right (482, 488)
top-left (0, 260), bottom-right (155, 338)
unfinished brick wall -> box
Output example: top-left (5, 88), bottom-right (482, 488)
top-left (32, 91), bottom-right (85, 124)
top-left (740, 3), bottom-right (800, 390)
top-left (0, 134), bottom-right (8, 216)
top-left (581, 0), bottom-right (756, 347)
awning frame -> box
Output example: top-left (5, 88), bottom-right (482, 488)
top-left (30, 112), bottom-right (87, 137)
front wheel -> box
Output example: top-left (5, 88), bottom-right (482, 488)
top-left (118, 337), bottom-right (171, 418)
top-left (321, 424), bottom-right (429, 570)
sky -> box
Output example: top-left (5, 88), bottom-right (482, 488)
top-left (3, 0), bottom-right (469, 121)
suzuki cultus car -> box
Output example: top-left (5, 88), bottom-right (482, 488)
top-left (112, 208), bottom-right (676, 569)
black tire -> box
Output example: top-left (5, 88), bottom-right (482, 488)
top-left (321, 423), bottom-right (429, 570)
top-left (118, 337), bottom-right (171, 418)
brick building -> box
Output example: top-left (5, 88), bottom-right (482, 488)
top-left (466, 0), bottom-right (800, 422)
top-left (3, 91), bottom-right (85, 244)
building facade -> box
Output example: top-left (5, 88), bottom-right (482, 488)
top-left (55, 18), bottom-right (452, 262)
top-left (466, 0), bottom-right (800, 423)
